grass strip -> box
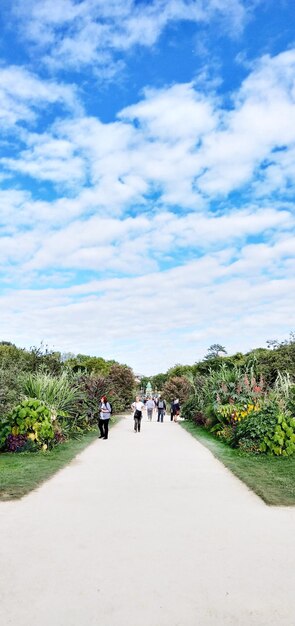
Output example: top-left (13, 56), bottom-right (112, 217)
top-left (181, 421), bottom-right (295, 506)
top-left (0, 419), bottom-right (118, 501)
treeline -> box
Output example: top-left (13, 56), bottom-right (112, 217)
top-left (0, 341), bottom-right (135, 419)
top-left (140, 334), bottom-right (295, 401)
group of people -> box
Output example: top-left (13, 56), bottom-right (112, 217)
top-left (131, 396), bottom-right (180, 433)
top-left (97, 394), bottom-right (181, 439)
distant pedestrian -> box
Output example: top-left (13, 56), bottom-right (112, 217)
top-left (157, 396), bottom-right (166, 422)
top-left (98, 395), bottom-right (112, 440)
top-left (146, 397), bottom-right (155, 421)
top-left (171, 398), bottom-right (180, 422)
top-left (132, 396), bottom-right (145, 433)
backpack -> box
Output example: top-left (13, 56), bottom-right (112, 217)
top-left (158, 399), bottom-right (164, 409)
top-left (100, 401), bottom-right (112, 414)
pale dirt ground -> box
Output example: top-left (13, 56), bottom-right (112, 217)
top-left (1, 414), bottom-right (295, 626)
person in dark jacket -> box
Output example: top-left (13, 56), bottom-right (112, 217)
top-left (171, 398), bottom-right (180, 421)
top-left (157, 396), bottom-right (166, 422)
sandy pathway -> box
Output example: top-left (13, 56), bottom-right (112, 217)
top-left (0, 415), bottom-right (295, 626)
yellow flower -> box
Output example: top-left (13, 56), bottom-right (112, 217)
top-left (27, 433), bottom-right (36, 441)
top-left (42, 444), bottom-right (48, 451)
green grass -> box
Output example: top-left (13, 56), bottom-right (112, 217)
top-left (0, 429), bottom-right (100, 501)
top-left (181, 421), bottom-right (295, 506)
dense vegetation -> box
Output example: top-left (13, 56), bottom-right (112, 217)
top-left (0, 341), bottom-right (135, 453)
top-left (142, 334), bottom-right (295, 457)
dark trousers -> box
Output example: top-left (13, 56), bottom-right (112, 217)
top-left (98, 418), bottom-right (109, 439)
top-left (157, 409), bottom-right (165, 422)
top-left (134, 416), bottom-right (142, 432)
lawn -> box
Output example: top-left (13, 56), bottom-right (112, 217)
top-left (0, 429), bottom-right (99, 501)
top-left (181, 421), bottom-right (295, 506)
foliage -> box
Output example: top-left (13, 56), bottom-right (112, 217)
top-left (260, 412), bottom-right (295, 457)
top-left (161, 376), bottom-right (193, 403)
top-left (181, 395), bottom-right (206, 424)
top-left (287, 385), bottom-right (295, 415)
top-left (1, 398), bottom-right (56, 452)
top-left (66, 354), bottom-right (117, 375)
top-left (0, 366), bottom-right (23, 418)
top-left (180, 358), bottom-right (295, 456)
top-left (273, 372), bottom-right (293, 403)
top-left (22, 371), bottom-right (83, 416)
top-left (107, 364), bottom-right (135, 407)
top-left (150, 372), bottom-right (168, 391)
top-left (234, 403), bottom-right (278, 451)
top-left (233, 401), bottom-right (295, 456)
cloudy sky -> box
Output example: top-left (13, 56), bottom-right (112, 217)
top-left (0, 0), bottom-right (294, 373)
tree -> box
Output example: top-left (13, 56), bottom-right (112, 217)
top-left (205, 344), bottom-right (227, 360)
top-left (107, 364), bottom-right (135, 407)
top-left (166, 363), bottom-right (192, 378)
top-left (161, 376), bottom-right (193, 404)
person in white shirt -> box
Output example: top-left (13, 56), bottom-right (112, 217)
top-left (145, 397), bottom-right (155, 421)
top-left (131, 396), bottom-right (145, 433)
top-left (99, 395), bottom-right (112, 439)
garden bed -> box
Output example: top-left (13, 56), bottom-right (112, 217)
top-left (181, 421), bottom-right (295, 506)
top-left (0, 429), bottom-right (100, 501)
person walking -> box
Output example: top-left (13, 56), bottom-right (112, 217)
top-left (146, 397), bottom-right (155, 421)
top-left (98, 395), bottom-right (112, 439)
top-left (132, 396), bottom-right (145, 433)
top-left (157, 396), bottom-right (166, 422)
top-left (171, 398), bottom-right (180, 422)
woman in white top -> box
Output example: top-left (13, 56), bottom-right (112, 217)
top-left (99, 395), bottom-right (112, 439)
top-left (131, 396), bottom-right (145, 433)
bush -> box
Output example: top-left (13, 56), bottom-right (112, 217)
top-left (260, 413), bottom-right (295, 456)
top-left (181, 396), bottom-right (206, 425)
top-left (287, 385), bottom-right (295, 415)
top-left (1, 398), bottom-right (56, 452)
top-left (162, 376), bottom-right (193, 404)
top-left (0, 367), bottom-right (23, 418)
top-left (22, 371), bottom-right (83, 416)
top-left (234, 403), bottom-right (278, 449)
top-left (235, 402), bottom-right (295, 456)
top-left (216, 425), bottom-right (234, 445)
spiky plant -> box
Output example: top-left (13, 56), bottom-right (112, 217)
top-left (22, 371), bottom-right (83, 416)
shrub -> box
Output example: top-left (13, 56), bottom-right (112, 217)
top-left (22, 372), bottom-right (83, 416)
top-left (234, 403), bottom-right (278, 449)
top-left (162, 376), bottom-right (193, 404)
top-left (260, 413), bottom-right (295, 456)
top-left (287, 385), bottom-right (295, 415)
top-left (0, 366), bottom-right (23, 418)
top-left (2, 398), bottom-right (56, 451)
top-left (235, 402), bottom-right (295, 456)
top-left (181, 395), bottom-right (206, 425)
top-left (216, 425), bottom-right (234, 445)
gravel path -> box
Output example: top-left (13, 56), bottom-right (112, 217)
top-left (1, 415), bottom-right (295, 626)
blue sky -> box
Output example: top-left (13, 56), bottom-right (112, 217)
top-left (0, 0), bottom-right (294, 373)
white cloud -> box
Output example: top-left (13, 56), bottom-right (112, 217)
top-left (1, 44), bottom-right (295, 372)
top-left (0, 65), bottom-right (79, 128)
top-left (198, 50), bottom-right (295, 194)
top-left (1, 201), bottom-right (292, 278)
top-left (13, 0), bottom-right (247, 73)
top-left (4, 48), bottom-right (295, 209)
top-left (0, 237), bottom-right (294, 373)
